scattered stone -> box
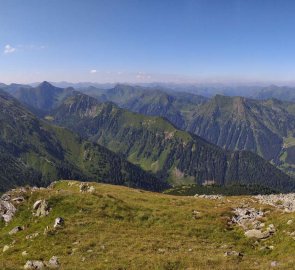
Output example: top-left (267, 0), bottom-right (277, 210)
top-left (244, 229), bottom-right (270, 239)
top-left (22, 251), bottom-right (29, 256)
top-left (47, 256), bottom-right (60, 269)
top-left (24, 260), bottom-right (45, 269)
top-left (79, 183), bottom-right (95, 193)
top-left (33, 200), bottom-right (50, 217)
top-left (231, 207), bottom-right (264, 230)
top-left (26, 232), bottom-right (39, 240)
top-left (224, 251), bottom-right (243, 257)
top-left (267, 224), bottom-right (276, 234)
top-left (192, 210), bottom-right (201, 219)
top-left (3, 245), bottom-right (10, 252)
top-left (12, 196), bottom-right (25, 204)
top-left (287, 219), bottom-right (293, 225)
top-left (9, 226), bottom-right (24, 235)
top-left (54, 217), bottom-right (64, 228)
top-left (270, 261), bottom-right (278, 267)
top-left (194, 194), bottom-right (223, 200)
top-left (255, 194), bottom-right (295, 212)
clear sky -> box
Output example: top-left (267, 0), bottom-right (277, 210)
top-left (1, 0), bottom-right (295, 84)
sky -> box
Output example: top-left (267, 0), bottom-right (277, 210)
top-left (1, 0), bottom-right (295, 84)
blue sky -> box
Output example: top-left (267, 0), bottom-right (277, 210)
top-left (1, 0), bottom-right (295, 84)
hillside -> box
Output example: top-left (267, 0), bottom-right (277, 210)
top-left (185, 95), bottom-right (295, 175)
top-left (1, 180), bottom-right (295, 269)
top-left (49, 93), bottom-right (295, 192)
top-left (0, 89), bottom-right (167, 192)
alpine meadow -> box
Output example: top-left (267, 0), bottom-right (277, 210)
top-left (1, 1), bottom-right (295, 269)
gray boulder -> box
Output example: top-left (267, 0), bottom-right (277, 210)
top-left (33, 200), bottom-right (50, 217)
top-left (24, 260), bottom-right (45, 269)
top-left (0, 199), bottom-right (16, 223)
top-left (47, 256), bottom-right (60, 268)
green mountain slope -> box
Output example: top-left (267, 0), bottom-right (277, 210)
top-left (0, 89), bottom-right (167, 192)
top-left (49, 93), bottom-right (295, 192)
top-left (185, 95), bottom-right (295, 174)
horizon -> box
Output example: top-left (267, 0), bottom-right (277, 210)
top-left (2, 0), bottom-right (295, 85)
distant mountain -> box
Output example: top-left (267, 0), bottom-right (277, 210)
top-left (81, 84), bottom-right (207, 129)
top-left (0, 89), bottom-right (167, 192)
top-left (7, 81), bottom-right (77, 114)
top-left (49, 92), bottom-right (295, 192)
top-left (252, 85), bottom-right (295, 102)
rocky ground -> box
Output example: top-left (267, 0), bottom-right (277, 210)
top-left (1, 181), bottom-right (295, 269)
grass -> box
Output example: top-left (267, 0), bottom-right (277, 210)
top-left (1, 180), bottom-right (295, 269)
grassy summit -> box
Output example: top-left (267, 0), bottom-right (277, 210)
top-left (1, 180), bottom-right (295, 269)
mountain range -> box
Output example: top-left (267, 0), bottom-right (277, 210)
top-left (0, 89), bottom-right (167, 192)
top-left (1, 82), bottom-right (295, 193)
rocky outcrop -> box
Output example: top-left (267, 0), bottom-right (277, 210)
top-left (255, 193), bottom-right (295, 212)
top-left (33, 200), bottom-right (50, 217)
top-left (47, 256), bottom-right (60, 269)
top-left (24, 260), bottom-right (45, 269)
top-left (194, 194), bottom-right (223, 200)
top-left (230, 207), bottom-right (276, 239)
top-left (79, 183), bottom-right (95, 193)
top-left (0, 198), bottom-right (16, 223)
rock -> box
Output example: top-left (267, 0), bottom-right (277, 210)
top-left (12, 196), bottom-right (25, 204)
top-left (79, 183), bottom-right (89, 192)
top-left (231, 207), bottom-right (264, 230)
top-left (224, 251), bottom-right (243, 257)
top-left (24, 260), bottom-right (45, 269)
top-left (79, 183), bottom-right (95, 193)
top-left (0, 199), bottom-right (16, 223)
top-left (33, 200), bottom-right (50, 217)
top-left (54, 217), bottom-right (64, 228)
top-left (9, 226), bottom-right (24, 235)
top-left (47, 256), bottom-right (60, 269)
top-left (194, 194), bottom-right (223, 200)
top-left (88, 186), bottom-right (95, 193)
top-left (244, 229), bottom-right (270, 239)
top-left (26, 232), bottom-right (39, 240)
top-left (287, 219), bottom-right (293, 225)
top-left (3, 245), bottom-right (10, 252)
top-left (255, 194), bottom-right (295, 212)
top-left (267, 224), bottom-right (276, 234)
top-left (22, 251), bottom-right (29, 256)
top-left (192, 210), bottom-right (201, 219)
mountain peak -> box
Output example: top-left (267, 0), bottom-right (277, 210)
top-left (38, 81), bottom-right (54, 89)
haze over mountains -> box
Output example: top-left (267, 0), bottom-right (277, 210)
top-left (1, 81), bottom-right (295, 193)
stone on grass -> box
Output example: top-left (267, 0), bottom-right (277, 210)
top-left (47, 256), bottom-right (60, 269)
top-left (33, 200), bottom-right (50, 217)
top-left (54, 217), bottom-right (64, 228)
top-left (3, 245), bottom-right (10, 252)
top-left (24, 260), bottom-right (45, 269)
top-left (224, 250), bottom-right (243, 257)
top-left (244, 229), bottom-right (270, 239)
top-left (9, 226), bottom-right (24, 235)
